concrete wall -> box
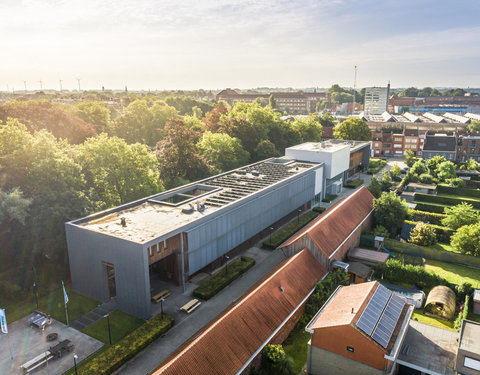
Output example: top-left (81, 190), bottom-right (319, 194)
top-left (186, 172), bottom-right (316, 274)
top-left (456, 348), bottom-right (480, 375)
top-left (307, 343), bottom-right (385, 375)
top-left (65, 224), bottom-right (151, 319)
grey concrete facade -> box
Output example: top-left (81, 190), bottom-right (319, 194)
top-left (66, 159), bottom-right (323, 319)
top-left (307, 342), bottom-right (385, 375)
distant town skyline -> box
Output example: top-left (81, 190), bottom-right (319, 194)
top-left (1, 0), bottom-right (479, 91)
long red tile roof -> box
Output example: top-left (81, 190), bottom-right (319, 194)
top-left (149, 249), bottom-right (325, 375)
top-left (279, 187), bottom-right (375, 257)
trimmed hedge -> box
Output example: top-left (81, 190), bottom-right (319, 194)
top-left (193, 256), bottom-right (256, 300)
top-left (415, 193), bottom-right (480, 209)
top-left (410, 210), bottom-right (447, 226)
top-left (78, 314), bottom-right (174, 375)
top-left (405, 220), bottom-right (454, 243)
top-left (413, 202), bottom-right (449, 214)
top-left (344, 179), bottom-right (364, 188)
top-left (263, 211), bottom-right (319, 249)
top-left (454, 295), bottom-right (470, 331)
top-left (367, 159), bottom-right (387, 174)
top-left (312, 206), bottom-right (325, 214)
top-left (322, 194), bottom-right (337, 203)
top-left (437, 184), bottom-right (480, 198)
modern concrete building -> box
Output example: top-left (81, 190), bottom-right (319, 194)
top-left (456, 320), bottom-right (480, 375)
top-left (285, 140), bottom-right (370, 197)
top-left (66, 158), bottom-right (325, 319)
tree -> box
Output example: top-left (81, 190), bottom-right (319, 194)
top-left (76, 101), bottom-right (110, 133)
top-left (435, 161), bottom-right (456, 182)
top-left (409, 222), bottom-right (436, 246)
top-left (367, 176), bottom-right (382, 198)
top-left (333, 118), bottom-right (371, 141)
top-left (254, 140), bottom-right (280, 161)
top-left (426, 156), bottom-right (447, 177)
top-left (197, 131), bottom-right (250, 173)
top-left (399, 87), bottom-right (419, 97)
top-left (466, 158), bottom-right (480, 171)
top-left (405, 150), bottom-right (416, 167)
top-left (418, 173), bottom-right (434, 184)
top-left (451, 222), bottom-right (480, 256)
top-left (0, 188), bottom-right (31, 226)
top-left (78, 134), bottom-right (163, 209)
top-left (155, 118), bottom-right (211, 188)
top-left (319, 112), bottom-right (335, 128)
top-left (164, 96), bottom-right (215, 116)
top-left (442, 203), bottom-right (480, 230)
top-left (374, 225), bottom-right (390, 239)
top-left (331, 91), bottom-right (353, 104)
top-left (390, 163), bottom-right (401, 180)
top-left (268, 94), bottom-right (277, 109)
top-left (468, 120), bottom-right (480, 133)
top-left (380, 169), bottom-right (394, 191)
top-left (291, 114), bottom-right (323, 142)
top-left (410, 159), bottom-right (428, 177)
top-left (262, 345), bottom-right (295, 375)
top-left (373, 192), bottom-right (410, 236)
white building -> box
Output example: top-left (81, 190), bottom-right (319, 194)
top-left (364, 85), bottom-right (390, 115)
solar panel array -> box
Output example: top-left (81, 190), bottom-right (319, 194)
top-left (356, 285), bottom-right (405, 349)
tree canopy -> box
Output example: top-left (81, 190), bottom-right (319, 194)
top-left (442, 203), bottom-right (480, 230)
top-left (373, 192), bottom-right (410, 236)
top-left (333, 117), bottom-right (371, 141)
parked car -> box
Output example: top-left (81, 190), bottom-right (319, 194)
top-left (400, 167), bottom-right (409, 174)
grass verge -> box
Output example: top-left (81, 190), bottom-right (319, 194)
top-left (193, 256), bottom-right (256, 300)
top-left (283, 323), bottom-right (310, 374)
top-left (424, 259), bottom-right (480, 286)
top-left (411, 311), bottom-right (455, 331)
top-left (83, 310), bottom-right (145, 344)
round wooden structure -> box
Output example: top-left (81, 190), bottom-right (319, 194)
top-left (425, 286), bottom-right (456, 320)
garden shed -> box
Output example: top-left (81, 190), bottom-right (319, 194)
top-left (425, 286), bottom-right (456, 320)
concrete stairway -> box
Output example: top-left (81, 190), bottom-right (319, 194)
top-left (70, 298), bottom-right (117, 331)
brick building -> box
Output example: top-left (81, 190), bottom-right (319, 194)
top-left (457, 135), bottom-right (480, 162)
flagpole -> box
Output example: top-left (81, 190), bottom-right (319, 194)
top-left (0, 309), bottom-right (13, 360)
top-left (62, 281), bottom-right (69, 326)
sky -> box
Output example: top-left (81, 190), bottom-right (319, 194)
top-left (1, 0), bottom-right (480, 91)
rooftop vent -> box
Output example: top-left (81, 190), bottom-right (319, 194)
top-left (236, 170), bottom-right (247, 175)
top-left (279, 286), bottom-right (285, 293)
top-left (196, 201), bottom-right (205, 212)
top-left (251, 170), bottom-right (260, 177)
top-left (182, 203), bottom-right (195, 214)
top-left (120, 217), bottom-right (126, 227)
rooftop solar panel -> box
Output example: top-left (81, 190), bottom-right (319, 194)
top-left (371, 293), bottom-right (404, 348)
top-left (356, 285), bottom-right (390, 336)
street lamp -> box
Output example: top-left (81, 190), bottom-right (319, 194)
top-left (269, 227), bottom-right (274, 245)
top-left (297, 208), bottom-right (302, 224)
top-left (160, 298), bottom-right (165, 316)
top-left (73, 353), bottom-right (78, 375)
top-left (104, 314), bottom-right (112, 345)
top-left (225, 255), bottom-right (230, 275)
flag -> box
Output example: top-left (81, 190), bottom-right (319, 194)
top-left (0, 309), bottom-right (7, 334)
top-left (62, 281), bottom-right (69, 305)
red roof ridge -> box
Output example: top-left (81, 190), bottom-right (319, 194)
top-left (155, 249), bottom-right (317, 374)
top-left (279, 187), bottom-right (370, 248)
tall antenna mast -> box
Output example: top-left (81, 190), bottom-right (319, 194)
top-left (23, 80), bottom-right (27, 93)
top-left (352, 65), bottom-right (357, 115)
top-left (76, 78), bottom-right (81, 92)
top-left (39, 80), bottom-right (43, 91)
top-left (59, 79), bottom-right (63, 91)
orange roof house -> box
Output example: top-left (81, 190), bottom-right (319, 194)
top-left (279, 186), bottom-right (375, 271)
top-left (305, 281), bottom-right (413, 375)
top-left (150, 249), bottom-right (326, 375)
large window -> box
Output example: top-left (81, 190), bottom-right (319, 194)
top-left (464, 357), bottom-right (480, 371)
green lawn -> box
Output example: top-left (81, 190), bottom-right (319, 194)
top-left (431, 242), bottom-right (461, 254)
top-left (283, 323), bottom-right (310, 374)
top-left (83, 309), bottom-right (145, 344)
top-left (425, 259), bottom-right (480, 286)
top-left (5, 287), bottom-right (99, 324)
top-left (411, 311), bottom-right (455, 331)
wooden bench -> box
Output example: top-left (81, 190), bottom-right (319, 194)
top-left (20, 351), bottom-right (54, 374)
top-left (180, 299), bottom-right (201, 314)
top-left (151, 289), bottom-right (171, 303)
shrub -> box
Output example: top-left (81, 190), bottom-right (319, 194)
top-left (405, 220), bottom-right (454, 243)
top-left (411, 210), bottom-right (447, 226)
top-left (418, 173), bottom-right (434, 184)
top-left (436, 161), bottom-right (456, 182)
top-left (374, 225), bottom-right (390, 239)
top-left (261, 345), bottom-right (295, 375)
top-left (263, 211), bottom-right (319, 249)
top-left (455, 282), bottom-right (473, 304)
top-left (454, 295), bottom-right (470, 332)
top-left (437, 185), bottom-right (480, 198)
top-left (413, 202), bottom-right (448, 214)
top-left (322, 194), bottom-right (337, 203)
top-left (193, 256), bottom-right (256, 300)
top-left (447, 178), bottom-right (466, 188)
top-left (368, 176), bottom-right (382, 198)
top-left (312, 206), bottom-right (325, 214)
top-left (345, 178), bottom-right (363, 188)
top-left (451, 222), bottom-right (480, 256)
top-left (408, 222), bottom-right (437, 246)
top-left (405, 150), bottom-right (416, 167)
top-left (410, 160), bottom-right (429, 177)
top-left (367, 158), bottom-right (387, 174)
top-left (78, 314), bottom-right (174, 375)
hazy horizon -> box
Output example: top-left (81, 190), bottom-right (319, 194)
top-left (1, 0), bottom-right (479, 91)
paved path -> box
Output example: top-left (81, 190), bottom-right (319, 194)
top-left (70, 299), bottom-right (117, 331)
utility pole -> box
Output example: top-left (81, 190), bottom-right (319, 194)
top-left (352, 65), bottom-right (357, 115)
top-left (59, 79), bottom-right (63, 91)
top-left (76, 78), bottom-right (81, 92)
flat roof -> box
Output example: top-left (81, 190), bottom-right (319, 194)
top-left (74, 158), bottom-right (320, 243)
top-left (407, 183), bottom-right (437, 190)
top-left (459, 320), bottom-right (480, 354)
top-left (348, 247), bottom-right (390, 264)
top-left (398, 321), bottom-right (458, 375)
top-left (287, 141), bottom-right (350, 153)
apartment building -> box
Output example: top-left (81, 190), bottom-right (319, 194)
top-left (458, 135), bottom-right (480, 162)
top-left (364, 85), bottom-right (390, 115)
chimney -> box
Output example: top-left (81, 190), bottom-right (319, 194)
top-left (120, 217), bottom-right (126, 227)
